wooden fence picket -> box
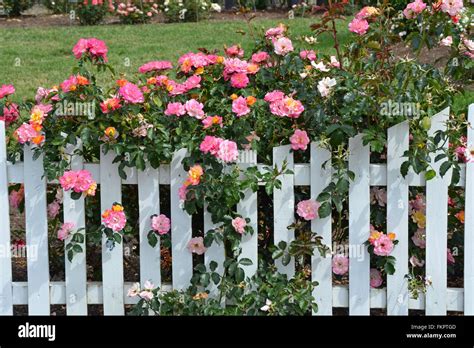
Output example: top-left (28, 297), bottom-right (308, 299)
top-left (348, 135), bottom-right (370, 315)
top-left (237, 150), bottom-right (258, 277)
top-left (464, 104), bottom-right (474, 315)
top-left (310, 143), bottom-right (332, 315)
top-left (204, 204), bottom-right (224, 299)
top-left (273, 145), bottom-right (295, 277)
top-left (0, 122), bottom-right (13, 315)
top-left (138, 164), bottom-right (161, 287)
top-left (24, 145), bottom-right (50, 315)
top-left (386, 121), bottom-right (409, 315)
top-left (100, 146), bottom-right (124, 315)
top-left (425, 108), bottom-right (451, 315)
top-left (170, 149), bottom-right (193, 290)
top-left (63, 141), bottom-right (87, 315)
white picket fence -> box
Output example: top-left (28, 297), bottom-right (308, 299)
top-left (0, 105), bottom-right (473, 316)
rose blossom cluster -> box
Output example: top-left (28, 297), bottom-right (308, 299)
top-left (138, 60), bottom-right (173, 74)
top-left (60, 74), bottom-right (90, 93)
top-left (368, 230), bottom-right (396, 256)
top-left (264, 90), bottom-right (304, 118)
top-left (265, 24), bottom-right (294, 56)
top-left (165, 98), bottom-right (205, 118)
top-left (58, 222), bottom-right (75, 241)
top-left (223, 54), bottom-right (260, 89)
top-left (410, 194), bottom-right (426, 248)
top-left (102, 203), bottom-right (127, 232)
top-left (116, 2), bottom-right (159, 18)
top-left (178, 52), bottom-right (220, 74)
top-left (348, 6), bottom-right (379, 35)
top-left (200, 136), bottom-right (239, 163)
top-left (178, 164), bottom-right (204, 201)
top-left (403, 0), bottom-right (427, 19)
top-left (72, 38), bottom-right (108, 63)
top-left (454, 136), bottom-right (474, 163)
top-left (127, 280), bottom-right (155, 300)
top-left (59, 169), bottom-right (97, 197)
top-left (0, 84), bottom-right (19, 126)
top-left (14, 104), bottom-right (52, 145)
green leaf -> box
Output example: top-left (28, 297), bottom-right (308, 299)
top-left (147, 231), bottom-right (158, 248)
top-left (235, 267), bottom-right (245, 283)
top-left (425, 169), bottom-right (436, 181)
top-left (209, 261), bottom-right (218, 272)
top-left (239, 258), bottom-right (253, 266)
top-left (439, 161), bottom-right (451, 177)
top-left (318, 201), bottom-right (332, 219)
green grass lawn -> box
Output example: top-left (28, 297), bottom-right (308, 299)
top-left (0, 18), bottom-right (350, 100)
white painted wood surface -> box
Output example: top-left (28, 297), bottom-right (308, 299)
top-left (24, 145), bottom-right (50, 315)
top-left (273, 145), bottom-right (295, 277)
top-left (464, 104), bottom-right (474, 315)
top-left (425, 108), bottom-right (450, 315)
top-left (204, 204), bottom-right (224, 299)
top-left (100, 146), bottom-right (124, 315)
top-left (310, 143), bottom-right (332, 315)
top-left (386, 121), bottom-right (409, 315)
top-left (170, 149), bottom-right (193, 290)
top-left (0, 122), bottom-right (13, 315)
top-left (138, 164), bottom-right (161, 287)
top-left (63, 141), bottom-right (87, 315)
top-left (237, 151), bottom-right (258, 278)
top-left (348, 135), bottom-right (370, 315)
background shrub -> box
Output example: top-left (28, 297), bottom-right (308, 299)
top-left (4, 0), bottom-right (34, 17)
top-left (77, 1), bottom-right (108, 25)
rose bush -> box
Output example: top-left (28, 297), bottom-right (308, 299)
top-left (3, 0), bottom-right (472, 314)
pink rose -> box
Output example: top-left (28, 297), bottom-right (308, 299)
top-left (119, 82), bottom-right (144, 104)
top-left (332, 254), bottom-right (349, 275)
top-left (273, 37), bottom-right (294, 56)
top-left (185, 99), bottom-right (205, 119)
top-left (231, 217), bottom-right (246, 234)
top-left (412, 228), bottom-right (426, 249)
top-left (187, 237), bottom-right (207, 255)
top-left (300, 50), bottom-right (316, 61)
top-left (348, 18), bottom-right (369, 35)
top-left (225, 45), bottom-right (244, 58)
top-left (373, 234), bottom-right (394, 256)
top-left (164, 102), bottom-right (186, 117)
top-left (1, 103), bottom-right (20, 125)
top-left (151, 214), bottom-right (171, 235)
top-left (200, 136), bottom-right (223, 156)
top-left (251, 51), bottom-right (270, 64)
top-left (0, 84), bottom-right (15, 99)
top-left (48, 200), bottom-right (61, 219)
top-left (217, 140), bottom-right (239, 163)
top-left (440, 0), bottom-right (463, 17)
top-left (370, 268), bottom-right (383, 288)
top-left (230, 73), bottom-right (249, 89)
top-left (409, 255), bottom-right (425, 267)
top-left (296, 199), bottom-right (320, 221)
top-left (73, 38), bottom-right (108, 62)
top-left (232, 96), bottom-right (250, 117)
top-left (403, 0), bottom-right (427, 19)
top-left (290, 129), bottom-right (310, 151)
top-left (264, 90), bottom-right (285, 103)
top-left (138, 60), bottom-right (173, 74)
top-left (58, 222), bottom-right (75, 241)
top-left (447, 248), bottom-right (455, 265)
top-left (14, 123), bottom-right (39, 144)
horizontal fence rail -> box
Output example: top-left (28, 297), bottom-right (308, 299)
top-left (1, 105), bottom-right (473, 315)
